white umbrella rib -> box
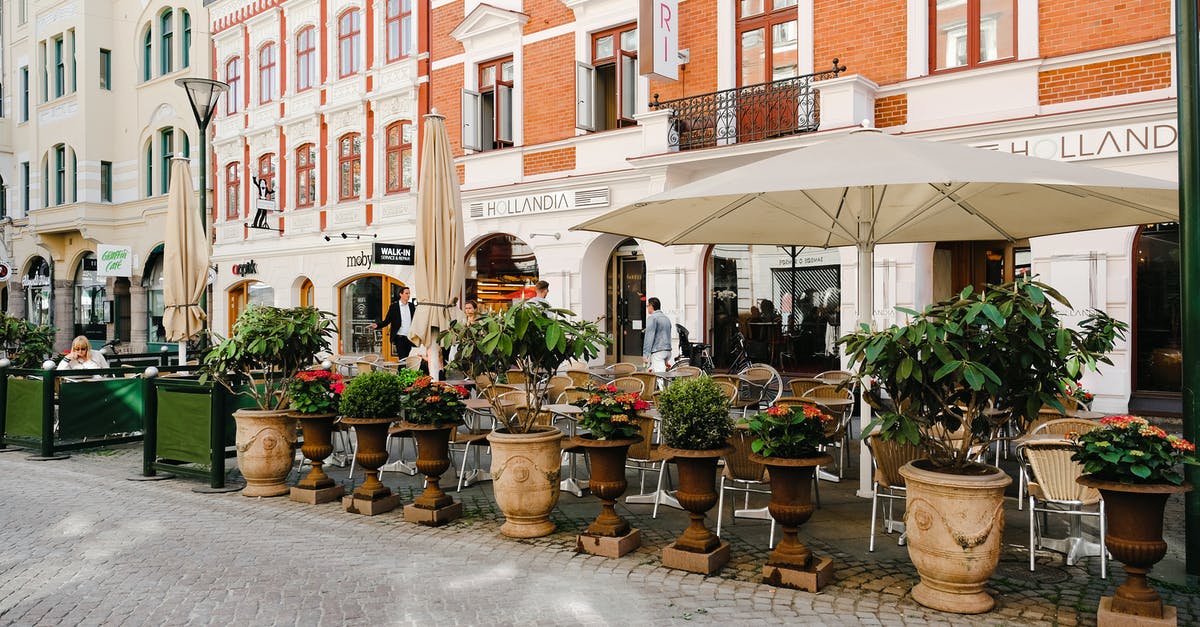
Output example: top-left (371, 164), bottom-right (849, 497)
top-left (1037, 184), bottom-right (1178, 221)
top-left (663, 193), bottom-right (763, 245)
top-left (759, 194), bottom-right (857, 243)
top-left (940, 184), bottom-right (1018, 242)
top-left (799, 188), bottom-right (858, 248)
top-left (874, 182), bottom-right (974, 243)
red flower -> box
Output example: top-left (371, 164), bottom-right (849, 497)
top-left (331, 382), bottom-right (345, 395)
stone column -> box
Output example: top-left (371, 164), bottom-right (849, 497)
top-left (53, 279), bottom-right (74, 351)
top-left (129, 278), bottom-right (148, 353)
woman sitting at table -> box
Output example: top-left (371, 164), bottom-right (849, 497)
top-left (58, 336), bottom-right (109, 370)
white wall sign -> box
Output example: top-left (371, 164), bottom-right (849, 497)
top-left (639, 0), bottom-right (679, 81)
top-left (973, 121), bottom-right (1178, 162)
top-left (467, 187), bottom-right (610, 220)
top-left (97, 245), bottom-right (133, 277)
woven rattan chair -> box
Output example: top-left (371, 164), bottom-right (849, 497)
top-left (557, 387), bottom-right (591, 404)
top-left (504, 369), bottom-right (529, 385)
top-left (629, 372), bottom-right (660, 397)
top-left (1018, 418), bottom-right (1101, 509)
top-left (865, 432), bottom-right (924, 551)
top-left (713, 379), bottom-right (739, 405)
top-left (815, 369), bottom-right (854, 386)
top-left (741, 365), bottom-right (783, 411)
top-left (564, 369), bottom-right (593, 387)
top-left (624, 412), bottom-right (671, 517)
top-left (668, 365), bottom-right (701, 377)
top-left (474, 372), bottom-right (497, 390)
top-left (610, 376), bottom-right (645, 395)
top-left (804, 384), bottom-right (855, 476)
top-left (545, 375), bottom-right (573, 405)
top-left (1019, 439), bottom-right (1107, 578)
top-left (716, 428), bottom-right (777, 547)
top-left (788, 377), bottom-right (822, 398)
top-left (611, 362), bottom-right (638, 376)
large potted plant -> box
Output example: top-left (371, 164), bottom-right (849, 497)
top-left (338, 370), bottom-right (405, 515)
top-left (201, 305), bottom-right (335, 497)
top-left (1073, 416), bottom-right (1197, 620)
top-left (743, 402), bottom-right (837, 591)
top-left (572, 384), bottom-right (648, 557)
top-left (400, 375), bottom-right (471, 525)
top-left (444, 301), bottom-right (610, 538)
top-left (286, 368), bottom-right (346, 504)
top-left (841, 277), bottom-right (1126, 614)
top-left (656, 375), bottom-right (735, 574)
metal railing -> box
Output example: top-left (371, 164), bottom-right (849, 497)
top-left (650, 59), bottom-right (846, 151)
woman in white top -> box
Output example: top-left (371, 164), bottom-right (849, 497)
top-left (58, 336), bottom-right (109, 370)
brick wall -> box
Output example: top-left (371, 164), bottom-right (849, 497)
top-left (523, 147), bottom-right (577, 176)
top-left (874, 93), bottom-right (907, 128)
top-left (814, 0), bottom-right (907, 87)
top-left (432, 65), bottom-right (465, 155)
top-left (522, 34), bottom-right (576, 145)
top-left (1038, 52), bottom-right (1172, 105)
top-left (650, 0), bottom-right (718, 102)
top-left (522, 0), bottom-right (575, 35)
top-left (432, 0), bottom-right (465, 60)
top-left (1040, 0), bottom-right (1171, 59)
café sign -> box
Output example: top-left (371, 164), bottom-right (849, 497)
top-left (97, 245), bottom-right (133, 277)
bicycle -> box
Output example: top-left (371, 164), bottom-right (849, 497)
top-left (672, 324), bottom-right (715, 374)
top-left (726, 330), bottom-right (754, 374)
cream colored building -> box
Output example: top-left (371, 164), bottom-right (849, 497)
top-left (1, 0), bottom-right (211, 352)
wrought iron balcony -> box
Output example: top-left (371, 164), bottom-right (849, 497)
top-left (650, 60), bottom-right (846, 151)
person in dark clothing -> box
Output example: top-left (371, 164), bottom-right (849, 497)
top-left (369, 286), bottom-right (417, 360)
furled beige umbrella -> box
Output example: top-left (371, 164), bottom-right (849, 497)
top-left (409, 111), bottom-right (465, 380)
top-left (163, 156), bottom-right (209, 361)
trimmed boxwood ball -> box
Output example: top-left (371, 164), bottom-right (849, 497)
top-left (339, 371), bottom-right (405, 419)
top-left (657, 375), bottom-right (733, 451)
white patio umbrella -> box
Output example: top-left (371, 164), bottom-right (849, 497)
top-left (163, 156), bottom-right (209, 364)
top-left (572, 128), bottom-right (1179, 496)
top-left (409, 111), bottom-right (465, 381)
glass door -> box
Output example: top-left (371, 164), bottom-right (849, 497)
top-left (615, 256), bottom-right (646, 363)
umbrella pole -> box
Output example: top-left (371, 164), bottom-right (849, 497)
top-left (856, 202), bottom-right (875, 499)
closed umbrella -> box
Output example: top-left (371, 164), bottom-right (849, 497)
top-left (163, 156), bottom-right (209, 362)
top-left (572, 128), bottom-right (1179, 496)
top-left (409, 112), bottom-right (465, 381)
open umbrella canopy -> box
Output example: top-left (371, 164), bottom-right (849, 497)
top-left (409, 112), bottom-right (466, 369)
top-left (163, 157), bottom-right (209, 342)
top-left (571, 129), bottom-right (1177, 248)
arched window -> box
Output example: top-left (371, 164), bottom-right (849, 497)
top-left (337, 133), bottom-right (361, 200)
top-left (299, 278), bottom-right (314, 307)
top-left (228, 281), bottom-right (275, 334)
top-left (225, 162), bottom-right (241, 219)
top-left (182, 10), bottom-right (192, 68)
top-left (296, 143), bottom-right (316, 208)
top-left (259, 42), bottom-right (277, 104)
top-left (296, 27), bottom-right (316, 92)
top-left (466, 234), bottom-right (540, 314)
top-left (142, 28), bottom-right (152, 81)
top-left (144, 250), bottom-right (166, 343)
top-left (385, 121), bottom-right (413, 194)
top-left (159, 127), bottom-right (174, 195)
top-left (226, 57), bottom-right (242, 114)
top-left (338, 9), bottom-right (362, 78)
top-left (257, 153), bottom-right (276, 199)
top-left (386, 0), bottom-right (413, 61)
top-left (160, 9), bottom-right (174, 74)
top-left (338, 275), bottom-right (407, 356)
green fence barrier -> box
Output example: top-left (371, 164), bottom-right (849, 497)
top-left (59, 377), bottom-right (143, 440)
top-left (144, 374), bottom-right (258, 489)
top-left (5, 377), bottom-right (43, 440)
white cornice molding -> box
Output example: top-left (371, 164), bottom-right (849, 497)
top-left (450, 4), bottom-right (530, 46)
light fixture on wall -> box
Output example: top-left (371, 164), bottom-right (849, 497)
top-left (529, 232), bottom-right (561, 240)
top-left (323, 232), bottom-right (377, 241)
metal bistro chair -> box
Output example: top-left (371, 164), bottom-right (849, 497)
top-left (865, 432), bottom-right (924, 552)
top-left (1020, 438), bottom-right (1107, 578)
top-left (564, 369), bottom-right (593, 388)
top-left (545, 375), bottom-right (573, 406)
top-left (1017, 418), bottom-right (1100, 510)
top-left (716, 428), bottom-right (776, 547)
top-left (624, 412), bottom-right (674, 517)
top-left (804, 384), bottom-right (855, 477)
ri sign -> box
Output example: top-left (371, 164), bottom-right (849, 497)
top-left (639, 0), bottom-right (679, 81)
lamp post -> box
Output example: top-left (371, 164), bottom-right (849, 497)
top-left (175, 78), bottom-right (228, 335)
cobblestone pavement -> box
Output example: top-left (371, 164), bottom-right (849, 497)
top-left (0, 444), bottom-right (1196, 626)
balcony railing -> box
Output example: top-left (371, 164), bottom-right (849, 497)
top-left (650, 59), bottom-right (846, 151)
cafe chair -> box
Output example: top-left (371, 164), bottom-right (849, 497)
top-left (788, 377), bottom-right (822, 398)
top-left (716, 428), bottom-right (777, 547)
top-left (1019, 439), bottom-right (1107, 578)
top-left (865, 432), bottom-right (923, 552)
top-left (1017, 418), bottom-right (1100, 510)
top-left (611, 362), bottom-right (638, 376)
top-left (610, 376), bottom-right (645, 395)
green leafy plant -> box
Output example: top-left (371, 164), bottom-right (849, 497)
top-left (841, 276), bottom-right (1126, 471)
top-left (396, 367), bottom-right (423, 389)
top-left (657, 376), bottom-right (733, 450)
top-left (339, 370), bottom-right (405, 419)
top-left (0, 312), bottom-right (56, 369)
top-left (443, 301), bottom-right (611, 433)
top-left (200, 305), bottom-right (335, 410)
top-left (1072, 415), bottom-right (1198, 485)
top-left (744, 402), bottom-right (836, 458)
top-left (285, 370), bottom-right (345, 415)
top-left (575, 384), bottom-right (649, 441)
top-left (402, 375), bottom-right (471, 425)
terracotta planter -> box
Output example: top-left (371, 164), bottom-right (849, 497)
top-left (1078, 475), bottom-right (1192, 618)
top-left (661, 446), bottom-right (731, 553)
top-left (292, 412), bottom-right (337, 490)
top-left (233, 409), bottom-right (297, 497)
top-left (750, 452), bottom-right (832, 569)
top-left (488, 427), bottom-right (564, 538)
top-left (899, 460), bottom-right (1012, 614)
top-left (403, 421), bottom-right (455, 510)
top-left (574, 436), bottom-right (641, 536)
top-left (339, 417), bottom-right (395, 501)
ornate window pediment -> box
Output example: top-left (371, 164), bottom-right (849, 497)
top-left (450, 4), bottom-right (529, 47)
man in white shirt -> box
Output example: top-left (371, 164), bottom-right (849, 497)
top-left (369, 286), bottom-right (417, 359)
top-left (526, 280), bottom-right (550, 307)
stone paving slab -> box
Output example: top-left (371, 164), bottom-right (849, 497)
top-left (0, 443), bottom-right (1196, 626)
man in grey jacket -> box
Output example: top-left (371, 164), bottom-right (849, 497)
top-left (643, 297), bottom-right (673, 373)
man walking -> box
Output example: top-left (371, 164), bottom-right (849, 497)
top-left (643, 297), bottom-right (673, 373)
top-left (526, 280), bottom-right (550, 306)
top-left (369, 285), bottom-right (417, 359)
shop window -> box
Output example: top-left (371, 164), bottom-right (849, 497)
top-left (338, 133), bottom-right (361, 200)
top-left (225, 162), bottom-right (241, 219)
top-left (386, 0), bottom-right (413, 61)
top-left (577, 24), bottom-right (638, 132)
top-left (706, 244), bottom-right (841, 372)
top-left (144, 251), bottom-right (166, 344)
top-left (226, 57), bottom-right (242, 114)
top-left (74, 252), bottom-right (106, 340)
top-left (296, 143), bottom-right (316, 207)
top-left (338, 275), bottom-right (407, 356)
top-left (385, 121), bottom-right (413, 194)
top-left (338, 9), bottom-right (362, 78)
top-left (296, 27), bottom-right (316, 92)
top-left (228, 281), bottom-right (275, 335)
top-left (466, 234), bottom-right (538, 314)
top-left (930, 0), bottom-right (1015, 72)
top-left (1134, 223), bottom-right (1181, 393)
top-left (299, 278), bottom-right (314, 307)
top-left (24, 257), bottom-right (52, 328)
top-left (462, 57), bottom-right (513, 151)
top-left (259, 42), bottom-right (277, 104)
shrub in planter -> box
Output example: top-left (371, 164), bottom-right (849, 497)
top-left (401, 375), bottom-right (470, 426)
top-left (339, 371), bottom-right (405, 419)
top-left (286, 370), bottom-right (345, 416)
top-left (657, 376), bottom-right (733, 451)
top-left (744, 403), bottom-right (836, 459)
top-left (575, 384), bottom-right (648, 441)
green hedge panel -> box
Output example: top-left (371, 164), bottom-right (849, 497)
top-left (6, 377), bottom-right (44, 438)
top-left (59, 378), bottom-right (144, 439)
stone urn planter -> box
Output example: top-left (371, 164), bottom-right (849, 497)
top-left (289, 412), bottom-right (345, 504)
top-left (1078, 476), bottom-right (1192, 620)
top-left (751, 452), bottom-right (834, 591)
top-left (489, 427), bottom-right (564, 538)
top-left (340, 416), bottom-right (400, 515)
top-left (660, 446), bottom-right (733, 574)
top-left (233, 409), bottom-right (297, 497)
top-left (401, 422), bottom-right (463, 526)
top-left (574, 435), bottom-right (642, 557)
top-left (899, 460), bottom-right (1011, 614)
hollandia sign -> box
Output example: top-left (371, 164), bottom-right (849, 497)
top-left (973, 121), bottom-right (1177, 162)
